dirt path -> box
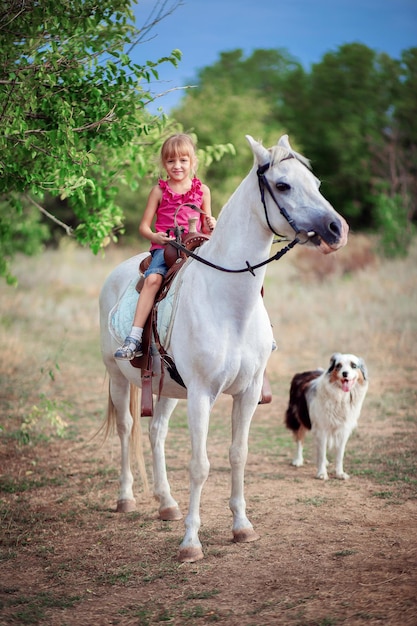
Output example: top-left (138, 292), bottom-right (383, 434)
top-left (1, 241), bottom-right (416, 625)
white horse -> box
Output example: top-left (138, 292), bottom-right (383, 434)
top-left (99, 134), bottom-right (349, 562)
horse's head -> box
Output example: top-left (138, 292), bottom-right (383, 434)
top-left (246, 135), bottom-right (349, 254)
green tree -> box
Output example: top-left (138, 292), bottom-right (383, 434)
top-left (0, 0), bottom-right (234, 283)
top-left (172, 49), bottom-right (300, 210)
top-left (391, 47), bottom-right (417, 220)
top-left (173, 42), bottom-right (417, 253)
top-left (395, 48), bottom-right (417, 147)
top-left (172, 83), bottom-right (273, 211)
top-left (283, 44), bottom-right (407, 230)
top-left (368, 48), bottom-right (417, 253)
top-left (195, 48), bottom-right (301, 102)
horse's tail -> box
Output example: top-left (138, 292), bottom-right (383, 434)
top-left (102, 383), bottom-right (150, 496)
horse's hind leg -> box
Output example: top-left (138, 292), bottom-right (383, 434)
top-left (149, 397), bottom-right (182, 521)
top-left (229, 393), bottom-right (260, 544)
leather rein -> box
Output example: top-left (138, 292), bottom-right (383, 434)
top-left (168, 159), bottom-right (314, 276)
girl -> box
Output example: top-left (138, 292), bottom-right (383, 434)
top-left (114, 133), bottom-right (216, 360)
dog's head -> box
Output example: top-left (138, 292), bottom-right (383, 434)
top-left (327, 353), bottom-right (368, 393)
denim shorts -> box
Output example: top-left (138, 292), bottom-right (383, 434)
top-left (144, 248), bottom-right (169, 278)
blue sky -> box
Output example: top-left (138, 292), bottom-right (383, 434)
top-left (132, 0), bottom-right (417, 113)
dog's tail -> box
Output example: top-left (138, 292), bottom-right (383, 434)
top-left (284, 370), bottom-right (322, 432)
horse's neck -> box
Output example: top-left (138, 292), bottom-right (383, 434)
top-left (190, 175), bottom-right (273, 306)
top-left (205, 173), bottom-right (273, 269)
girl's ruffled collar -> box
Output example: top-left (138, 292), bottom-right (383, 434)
top-left (159, 177), bottom-right (200, 198)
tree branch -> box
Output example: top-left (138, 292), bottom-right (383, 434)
top-left (26, 195), bottom-right (74, 236)
top-left (73, 106), bottom-right (117, 132)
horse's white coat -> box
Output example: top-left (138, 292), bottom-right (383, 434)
top-left (99, 135), bottom-right (349, 562)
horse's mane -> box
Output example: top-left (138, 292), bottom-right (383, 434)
top-left (269, 145), bottom-right (312, 171)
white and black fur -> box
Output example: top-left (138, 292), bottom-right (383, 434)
top-left (285, 353), bottom-right (368, 480)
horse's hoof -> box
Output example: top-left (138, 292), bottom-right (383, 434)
top-left (159, 506), bottom-right (183, 521)
top-left (233, 528), bottom-right (260, 543)
top-left (116, 499), bottom-right (136, 513)
top-left (178, 546), bottom-right (204, 563)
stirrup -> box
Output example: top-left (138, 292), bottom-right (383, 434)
top-left (114, 336), bottom-right (143, 360)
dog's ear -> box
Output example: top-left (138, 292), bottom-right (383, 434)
top-left (328, 353), bottom-right (341, 373)
top-left (358, 358), bottom-right (368, 381)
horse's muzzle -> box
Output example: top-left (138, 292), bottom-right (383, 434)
top-left (314, 215), bottom-right (349, 254)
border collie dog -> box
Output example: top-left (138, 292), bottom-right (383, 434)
top-left (284, 353), bottom-right (368, 480)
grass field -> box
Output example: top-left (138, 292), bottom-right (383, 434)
top-left (0, 235), bottom-right (416, 625)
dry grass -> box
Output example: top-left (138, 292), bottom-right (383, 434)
top-left (290, 233), bottom-right (377, 281)
top-left (0, 235), bottom-right (417, 625)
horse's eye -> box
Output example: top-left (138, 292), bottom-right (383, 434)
top-left (276, 182), bottom-right (290, 192)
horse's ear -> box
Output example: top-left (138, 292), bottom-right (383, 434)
top-left (277, 134), bottom-right (292, 150)
top-left (245, 135), bottom-right (270, 166)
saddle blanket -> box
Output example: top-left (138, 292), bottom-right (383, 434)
top-left (108, 270), bottom-right (184, 351)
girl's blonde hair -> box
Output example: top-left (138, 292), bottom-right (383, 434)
top-left (160, 133), bottom-right (198, 172)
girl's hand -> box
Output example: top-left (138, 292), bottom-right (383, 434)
top-left (205, 215), bottom-right (216, 231)
top-left (153, 231), bottom-right (175, 246)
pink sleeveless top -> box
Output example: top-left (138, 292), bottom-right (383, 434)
top-left (150, 177), bottom-right (204, 251)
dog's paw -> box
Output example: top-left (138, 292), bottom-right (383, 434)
top-left (316, 472), bottom-right (329, 480)
top-left (335, 471), bottom-right (350, 480)
top-left (291, 459), bottom-right (304, 467)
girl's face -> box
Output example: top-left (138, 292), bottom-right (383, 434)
top-left (164, 153), bottom-right (194, 181)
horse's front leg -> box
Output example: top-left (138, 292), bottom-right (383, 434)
top-left (108, 375), bottom-right (136, 512)
top-left (149, 397), bottom-right (182, 520)
top-left (178, 392), bottom-right (211, 563)
top-left (229, 391), bottom-right (260, 543)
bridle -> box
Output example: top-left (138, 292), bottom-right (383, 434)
top-left (257, 158), bottom-right (312, 242)
top-left (168, 159), bottom-right (314, 276)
